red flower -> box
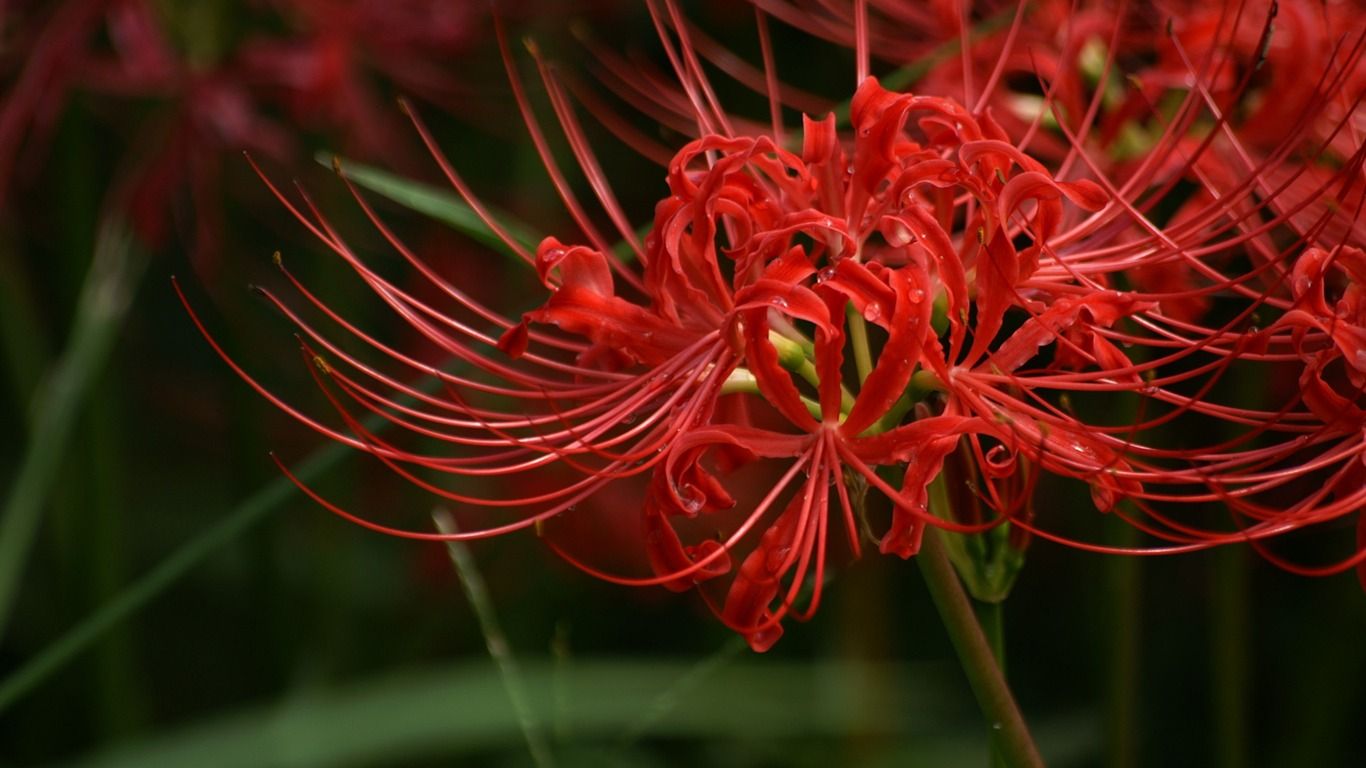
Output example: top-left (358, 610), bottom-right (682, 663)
top-left (189, 1), bottom-right (1366, 649)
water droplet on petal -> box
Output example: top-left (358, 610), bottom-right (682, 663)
top-left (766, 545), bottom-right (793, 572)
top-left (863, 303), bottom-right (883, 322)
top-left (677, 483), bottom-right (706, 514)
top-left (818, 266), bottom-right (836, 282)
top-left (907, 288), bottom-right (925, 303)
top-left (771, 296), bottom-right (789, 309)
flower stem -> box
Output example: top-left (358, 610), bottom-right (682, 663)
top-left (916, 527), bottom-right (1042, 768)
top-left (975, 599), bottom-right (1009, 767)
top-left (846, 304), bottom-right (874, 384)
top-left (976, 600), bottom-right (1006, 670)
top-left (1211, 545), bottom-right (1250, 768)
top-left (1106, 527), bottom-right (1142, 768)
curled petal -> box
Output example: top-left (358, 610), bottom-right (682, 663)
top-left (644, 502), bottom-right (731, 593)
top-left (984, 292), bottom-right (1155, 374)
top-left (720, 493), bottom-right (805, 652)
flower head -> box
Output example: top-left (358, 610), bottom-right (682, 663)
top-left (189, 0), bottom-right (1366, 649)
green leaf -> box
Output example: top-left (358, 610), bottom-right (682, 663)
top-left (317, 152), bottom-right (540, 258)
top-left (63, 657), bottom-right (976, 768)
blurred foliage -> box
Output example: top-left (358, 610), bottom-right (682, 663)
top-left (0, 2), bottom-right (1363, 767)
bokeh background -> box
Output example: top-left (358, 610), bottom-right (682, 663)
top-left (1, 2), bottom-right (1363, 766)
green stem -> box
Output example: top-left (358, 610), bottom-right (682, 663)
top-left (976, 600), bottom-right (1008, 768)
top-left (1211, 546), bottom-right (1249, 768)
top-left (916, 527), bottom-right (1042, 768)
top-left (1105, 530), bottom-right (1142, 768)
top-left (846, 304), bottom-right (874, 384)
top-left (976, 601), bottom-right (1006, 672)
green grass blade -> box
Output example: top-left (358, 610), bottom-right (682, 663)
top-left (0, 222), bottom-right (146, 641)
top-left (617, 636), bottom-right (746, 748)
top-left (315, 153), bottom-right (540, 257)
top-left (0, 237), bottom-right (54, 419)
top-left (323, 153), bottom-right (651, 264)
top-left (434, 511), bottom-right (555, 768)
top-left (0, 438), bottom-right (345, 715)
top-left (0, 347), bottom-right (454, 714)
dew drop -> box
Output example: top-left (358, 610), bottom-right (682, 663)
top-left (766, 546), bottom-right (794, 572)
top-left (907, 288), bottom-right (925, 303)
top-left (1070, 442), bottom-right (1096, 459)
top-left (863, 303), bottom-right (883, 322)
top-left (818, 266), bottom-right (836, 282)
top-left (771, 296), bottom-right (790, 309)
top-left (678, 483), bottom-right (706, 514)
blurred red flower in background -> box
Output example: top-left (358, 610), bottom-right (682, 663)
top-left (0, 0), bottom-right (490, 272)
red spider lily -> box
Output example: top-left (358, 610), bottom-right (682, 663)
top-left (189, 0), bottom-right (1366, 649)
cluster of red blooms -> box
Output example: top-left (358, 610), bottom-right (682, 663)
top-left (191, 0), bottom-right (1366, 651)
top-left (0, 0), bottom-right (483, 268)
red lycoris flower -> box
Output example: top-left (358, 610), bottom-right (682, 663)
top-left (189, 1), bottom-right (1366, 649)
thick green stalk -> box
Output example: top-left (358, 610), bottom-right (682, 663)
top-left (846, 305), bottom-right (874, 384)
top-left (1105, 535), bottom-right (1142, 768)
top-left (916, 526), bottom-right (1043, 768)
top-left (976, 600), bottom-right (1008, 768)
top-left (1211, 546), bottom-right (1249, 768)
